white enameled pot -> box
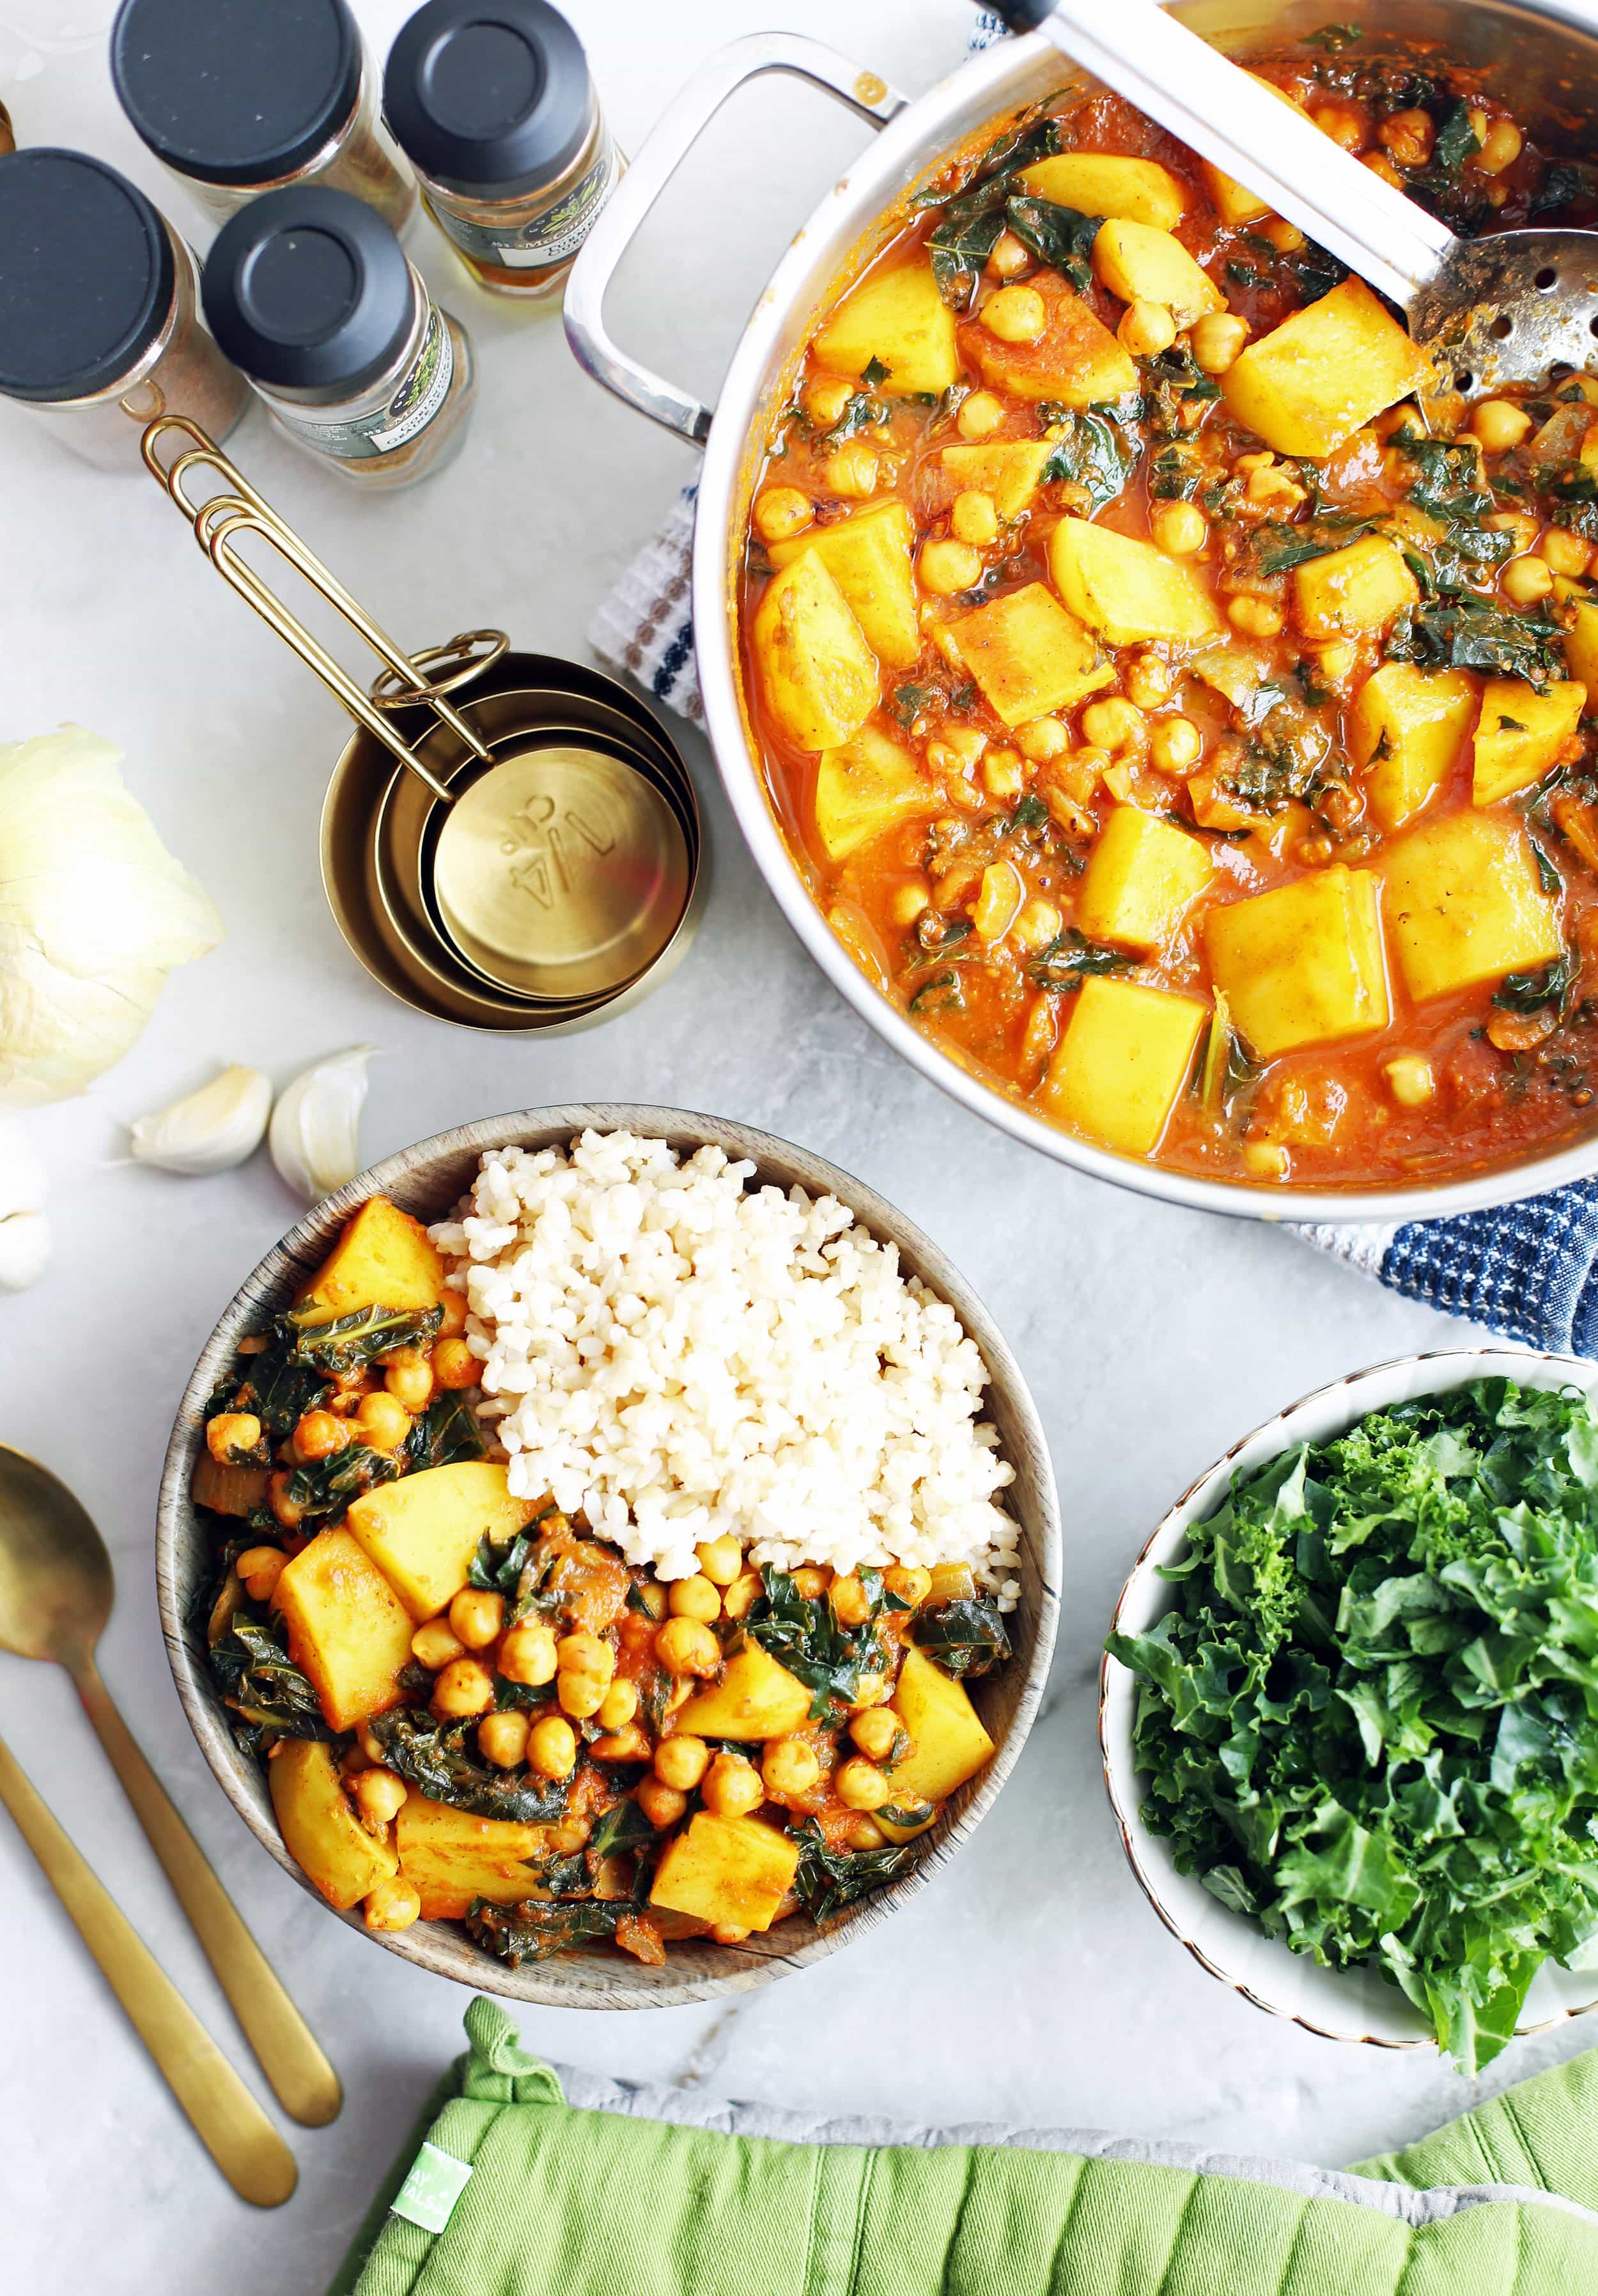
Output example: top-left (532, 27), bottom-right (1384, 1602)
top-left (566, 3), bottom-right (1598, 1224)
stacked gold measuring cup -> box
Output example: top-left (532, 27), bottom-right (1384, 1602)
top-left (144, 417), bottom-right (703, 1032)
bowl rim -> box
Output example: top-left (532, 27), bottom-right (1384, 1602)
top-left (689, 11), bottom-right (1598, 1225)
top-left (1098, 1345), bottom-right (1598, 2052)
top-left (156, 1103), bottom-right (1062, 2010)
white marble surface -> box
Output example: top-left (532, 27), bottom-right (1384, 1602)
top-left (3, 3), bottom-right (1593, 2288)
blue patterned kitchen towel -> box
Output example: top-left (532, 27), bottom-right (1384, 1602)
top-left (585, 17), bottom-right (1598, 1363)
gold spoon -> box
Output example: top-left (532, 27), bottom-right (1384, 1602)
top-left (0, 1734), bottom-right (297, 2206)
top-left (0, 1443), bottom-right (340, 2127)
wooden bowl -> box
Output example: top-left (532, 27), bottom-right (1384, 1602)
top-left (157, 1106), bottom-right (1061, 2009)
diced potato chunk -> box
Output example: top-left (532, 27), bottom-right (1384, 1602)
top-left (345, 1461), bottom-right (536, 1624)
top-left (1348, 663), bottom-right (1478, 831)
top-left (649, 1812), bottom-right (800, 1933)
top-left (295, 1197), bottom-right (444, 1327)
top-left (1048, 516), bottom-right (1223, 646)
top-left (1294, 534), bottom-right (1418, 642)
top-left (1092, 219), bottom-right (1222, 328)
top-left (1206, 867), bottom-right (1390, 1058)
top-left (768, 502), bottom-right (919, 671)
top-left (270, 1739), bottom-right (398, 1912)
top-left (1018, 153), bottom-right (1186, 229)
top-left (936, 583), bottom-right (1112, 727)
top-left (753, 552), bottom-right (878, 752)
top-left (1383, 809), bottom-right (1565, 1002)
top-left (814, 721), bottom-right (935, 862)
top-left (813, 259), bottom-right (958, 396)
top-left (963, 271), bottom-right (1138, 407)
top-left (1039, 975), bottom-right (1209, 1156)
top-left (674, 1642), bottom-right (814, 1740)
top-left (395, 1788), bottom-right (552, 1921)
top-left (876, 1647), bottom-right (998, 1843)
top-left (272, 1528), bottom-right (415, 1733)
top-left (1471, 678), bottom-right (1586, 807)
top-left (936, 441), bottom-right (1052, 521)
top-left (1076, 807), bottom-right (1213, 952)
top-left (1202, 77), bottom-right (1307, 225)
top-left (1561, 591), bottom-right (1598, 692)
top-left (1223, 278), bottom-right (1431, 458)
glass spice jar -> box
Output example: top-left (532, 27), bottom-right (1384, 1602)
top-left (0, 149), bottom-right (249, 472)
top-left (201, 185), bottom-right (475, 490)
top-left (111, 0), bottom-right (417, 238)
top-left (383, 0), bottom-right (618, 302)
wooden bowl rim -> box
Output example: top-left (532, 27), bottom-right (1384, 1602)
top-left (156, 1104), bottom-right (1062, 2010)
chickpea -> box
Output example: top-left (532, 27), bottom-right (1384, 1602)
top-left (668, 1575), bottom-right (722, 1624)
top-left (1361, 150), bottom-right (1404, 190)
top-left (291, 1408), bottom-right (346, 1463)
top-left (1125, 653), bottom-right (1175, 708)
top-left (412, 1617), bottom-right (466, 1672)
top-left (548, 1815), bottom-right (591, 1856)
top-left (710, 1921), bottom-right (752, 1945)
top-left (355, 1768), bottom-right (407, 1827)
top-left (1227, 595), bottom-right (1285, 638)
top-left (593, 1725), bottom-right (652, 1763)
top-left (654, 1735), bottom-right (710, 1792)
top-left (1118, 299), bottom-right (1176, 359)
top-left (499, 1621), bottom-right (558, 1686)
top-left (206, 1411), bottom-right (261, 1464)
top-left (1191, 312), bottom-right (1250, 376)
top-left (433, 1657), bottom-right (495, 1718)
top-left (384, 1354), bottom-right (434, 1412)
top-left (702, 1752), bottom-right (764, 1819)
top-left (919, 538), bottom-right (982, 596)
top-left (884, 1564), bottom-right (932, 1606)
top-left (598, 1678), bottom-right (639, 1732)
top-left (1385, 1055), bottom-right (1436, 1108)
top-left (1471, 397), bottom-right (1533, 454)
top-left (845, 1816), bottom-right (887, 1851)
top-left (762, 1737), bottom-right (821, 1798)
top-left (477, 1709), bottom-right (531, 1768)
top-left (430, 1338), bottom-right (479, 1392)
top-left (235, 1546), bottom-right (285, 1604)
top-left (356, 1391), bottom-right (412, 1453)
top-left (804, 373), bottom-right (855, 427)
top-left (436, 1289), bottom-right (469, 1338)
top-left (364, 1877), bottom-right (421, 1932)
top-left (637, 1776), bottom-right (688, 1829)
top-left (1147, 501), bottom-right (1208, 566)
top-left (1244, 1138), bottom-right (1291, 1179)
top-left (448, 1587), bottom-right (504, 1650)
top-left (529, 1714), bottom-right (578, 1780)
top-left (753, 486), bottom-right (814, 545)
top-left (1016, 716), bottom-right (1068, 763)
top-left (1503, 554), bottom-right (1555, 605)
top-left (1311, 100), bottom-right (1365, 152)
top-left (1012, 898), bottom-right (1062, 956)
top-left (1150, 716), bottom-right (1203, 775)
top-left (849, 1706), bottom-right (903, 1762)
top-left (950, 488), bottom-right (1000, 547)
top-left (823, 441), bottom-right (878, 498)
top-left (850, 1672), bottom-right (889, 1709)
top-left (1542, 527), bottom-right (1591, 578)
top-left (1378, 107), bottom-right (1434, 169)
top-left (889, 880), bottom-right (931, 929)
top-left (557, 1630), bottom-right (615, 1686)
top-left (956, 389), bottom-right (1005, 441)
top-left (1081, 697), bottom-right (1147, 754)
top-left (981, 749), bottom-right (1025, 798)
top-left (1260, 218), bottom-right (1305, 253)
top-left (721, 1571), bottom-right (763, 1622)
top-left (830, 1573), bottom-right (873, 1628)
top-left (655, 1617), bottom-right (721, 1677)
top-left (695, 1534), bottom-right (743, 1587)
top-left (557, 1670), bottom-right (607, 1719)
top-left (1475, 118), bottom-right (1523, 176)
top-left (835, 1757), bottom-right (891, 1811)
top-left (981, 283), bottom-right (1047, 344)
top-left (1489, 510), bottom-right (1540, 556)
top-left (987, 228), bottom-right (1030, 279)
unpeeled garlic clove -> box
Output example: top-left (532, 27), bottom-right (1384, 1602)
top-left (0, 1208), bottom-right (50, 1292)
top-left (269, 1046), bottom-right (373, 1202)
top-left (129, 1064), bottom-right (272, 1175)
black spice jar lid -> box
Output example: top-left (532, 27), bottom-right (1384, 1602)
top-left (203, 185), bottom-right (414, 392)
top-left (384, 0), bottom-right (593, 198)
top-left (111, 0), bottom-right (364, 190)
top-left (0, 149), bottom-right (176, 403)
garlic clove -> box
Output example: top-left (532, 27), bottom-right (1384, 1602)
top-left (269, 1046), bottom-right (374, 1202)
top-left (129, 1064), bottom-right (273, 1176)
top-left (0, 1117), bottom-right (47, 1217)
top-left (0, 1208), bottom-right (50, 1292)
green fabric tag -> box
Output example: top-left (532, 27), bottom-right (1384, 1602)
top-left (391, 2141), bottom-right (473, 2236)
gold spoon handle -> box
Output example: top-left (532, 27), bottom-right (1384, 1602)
top-left (72, 1662), bottom-right (341, 2128)
top-left (0, 1732), bottom-right (297, 2207)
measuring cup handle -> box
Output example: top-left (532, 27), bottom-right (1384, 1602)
top-left (564, 33), bottom-right (908, 445)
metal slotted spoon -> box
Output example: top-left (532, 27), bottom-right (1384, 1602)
top-left (998, 0), bottom-right (1598, 400)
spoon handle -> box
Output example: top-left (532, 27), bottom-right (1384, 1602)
top-left (0, 1732), bottom-right (297, 2206)
top-left (1011, 0), bottom-right (1455, 309)
top-left (74, 1663), bottom-right (341, 2129)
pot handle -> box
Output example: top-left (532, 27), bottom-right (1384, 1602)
top-left (564, 33), bottom-right (908, 445)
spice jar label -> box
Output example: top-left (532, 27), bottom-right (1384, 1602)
top-left (435, 135), bottom-right (618, 271)
top-left (275, 301), bottom-right (454, 459)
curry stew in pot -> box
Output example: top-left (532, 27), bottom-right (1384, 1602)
top-left (738, 31), bottom-right (1598, 1189)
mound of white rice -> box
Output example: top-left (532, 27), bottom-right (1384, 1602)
top-left (429, 1131), bottom-right (1022, 1606)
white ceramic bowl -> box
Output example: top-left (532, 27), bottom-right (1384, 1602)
top-left (1100, 1347), bottom-right (1598, 2050)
